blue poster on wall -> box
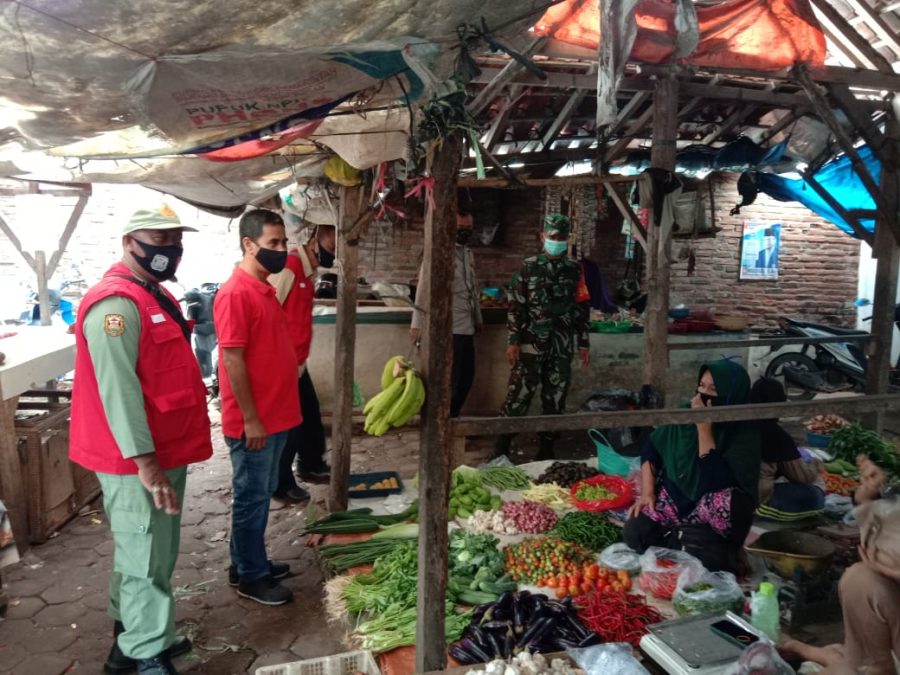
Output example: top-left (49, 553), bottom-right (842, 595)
top-left (740, 222), bottom-right (781, 280)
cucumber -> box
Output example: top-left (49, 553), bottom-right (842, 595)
top-left (458, 590), bottom-right (499, 605)
top-left (458, 507), bottom-right (473, 519)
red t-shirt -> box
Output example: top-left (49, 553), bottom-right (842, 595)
top-left (214, 267), bottom-right (301, 438)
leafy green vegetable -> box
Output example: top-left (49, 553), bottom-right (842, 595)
top-left (828, 422), bottom-right (900, 478)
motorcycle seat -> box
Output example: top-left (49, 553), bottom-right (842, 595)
top-left (785, 318), bottom-right (868, 337)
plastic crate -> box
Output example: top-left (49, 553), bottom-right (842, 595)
top-left (256, 650), bottom-right (380, 675)
top-left (806, 431), bottom-right (833, 448)
top-left (347, 471), bottom-right (404, 498)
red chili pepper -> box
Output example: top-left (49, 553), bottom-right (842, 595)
top-left (575, 589), bottom-right (665, 647)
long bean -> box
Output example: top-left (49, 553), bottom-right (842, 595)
top-left (480, 466), bottom-right (532, 491)
top-left (551, 511), bottom-right (621, 552)
top-left (319, 539), bottom-right (404, 572)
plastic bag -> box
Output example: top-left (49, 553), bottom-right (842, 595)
top-left (599, 543), bottom-right (643, 577)
top-left (638, 547), bottom-right (703, 600)
top-left (673, 567), bottom-right (745, 617)
top-left (566, 643), bottom-right (650, 675)
top-left (570, 474), bottom-right (634, 512)
top-left (722, 642), bottom-right (794, 675)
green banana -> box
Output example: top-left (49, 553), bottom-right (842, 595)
top-left (392, 372), bottom-right (426, 428)
top-left (363, 376), bottom-right (406, 436)
top-left (380, 355), bottom-right (407, 390)
top-left (385, 370), bottom-right (417, 426)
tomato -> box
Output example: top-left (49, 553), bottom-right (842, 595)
top-left (568, 584), bottom-right (580, 597)
top-left (558, 575), bottom-right (570, 588)
top-left (545, 577), bottom-right (557, 588)
top-left (571, 572), bottom-right (583, 584)
top-left (555, 586), bottom-right (568, 599)
top-left (612, 582), bottom-right (623, 592)
top-left (584, 566), bottom-right (598, 581)
top-left (623, 577), bottom-right (632, 591)
top-left (580, 580), bottom-right (594, 593)
top-left (617, 570), bottom-right (630, 581)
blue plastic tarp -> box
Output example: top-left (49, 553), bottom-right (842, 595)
top-left (757, 145), bottom-right (880, 238)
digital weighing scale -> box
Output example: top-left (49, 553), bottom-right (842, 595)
top-left (640, 611), bottom-right (767, 675)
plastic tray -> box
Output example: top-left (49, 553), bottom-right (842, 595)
top-left (805, 431), bottom-right (832, 448)
top-left (347, 471), bottom-right (404, 498)
top-left (256, 650), bottom-right (380, 675)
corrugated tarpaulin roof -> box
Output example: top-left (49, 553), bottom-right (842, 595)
top-left (756, 145), bottom-right (879, 238)
top-left (0, 0), bottom-right (546, 207)
top-left (533, 0), bottom-right (826, 69)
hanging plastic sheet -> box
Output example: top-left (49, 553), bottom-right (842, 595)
top-left (534, 0), bottom-right (825, 70)
top-left (756, 145), bottom-right (880, 238)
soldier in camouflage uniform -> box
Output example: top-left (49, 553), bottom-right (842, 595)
top-left (493, 213), bottom-right (591, 461)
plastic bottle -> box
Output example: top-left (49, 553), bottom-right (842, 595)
top-left (751, 581), bottom-right (780, 642)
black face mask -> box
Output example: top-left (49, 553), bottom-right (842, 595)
top-left (317, 247), bottom-right (335, 268)
top-left (456, 229), bottom-right (473, 246)
top-left (131, 240), bottom-right (183, 281)
top-left (255, 247), bottom-right (287, 274)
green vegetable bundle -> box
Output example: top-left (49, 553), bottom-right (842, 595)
top-left (304, 502), bottom-right (418, 534)
top-left (352, 601), bottom-right (472, 653)
top-left (447, 530), bottom-right (516, 604)
top-left (480, 466), bottom-right (532, 491)
top-left (341, 541), bottom-right (420, 613)
top-left (319, 538), bottom-right (407, 573)
top-left (551, 511), bottom-right (622, 552)
top-left (828, 423), bottom-right (900, 478)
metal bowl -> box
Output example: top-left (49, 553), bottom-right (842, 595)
top-left (745, 530), bottom-right (834, 580)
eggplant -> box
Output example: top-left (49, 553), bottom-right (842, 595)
top-left (517, 616), bottom-right (556, 649)
top-left (471, 602), bottom-right (493, 624)
top-left (492, 591), bottom-right (514, 621)
top-left (526, 639), bottom-right (560, 654)
top-left (449, 643), bottom-right (479, 665)
top-left (481, 620), bottom-right (512, 633)
top-left (558, 611), bottom-right (592, 641)
top-left (467, 624), bottom-right (490, 649)
top-left (503, 630), bottom-right (516, 659)
top-left (487, 630), bottom-right (506, 659)
top-left (512, 593), bottom-right (529, 636)
top-left (459, 638), bottom-right (492, 664)
top-left (577, 633), bottom-right (602, 648)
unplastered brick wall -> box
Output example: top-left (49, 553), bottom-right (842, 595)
top-left (668, 175), bottom-right (861, 328)
top-left (356, 187), bottom-right (634, 294)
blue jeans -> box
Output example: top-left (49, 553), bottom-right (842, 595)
top-left (226, 432), bottom-right (287, 582)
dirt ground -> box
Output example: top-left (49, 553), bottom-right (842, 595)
top-left (0, 419), bottom-right (849, 674)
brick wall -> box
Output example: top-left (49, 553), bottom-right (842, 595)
top-left (667, 175), bottom-right (861, 327)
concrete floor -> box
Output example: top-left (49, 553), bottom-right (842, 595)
top-left (0, 418), bottom-right (851, 674)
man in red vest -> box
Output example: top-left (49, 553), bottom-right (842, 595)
top-left (269, 226), bottom-right (330, 502)
top-left (214, 209), bottom-right (300, 606)
top-left (70, 205), bottom-right (212, 675)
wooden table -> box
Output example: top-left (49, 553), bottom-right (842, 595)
top-left (0, 327), bottom-right (75, 553)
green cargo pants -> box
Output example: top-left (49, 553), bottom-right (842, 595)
top-left (96, 466), bottom-right (186, 660)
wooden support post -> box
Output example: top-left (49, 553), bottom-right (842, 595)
top-left (415, 135), bottom-right (462, 673)
top-left (35, 251), bottom-right (51, 326)
top-left (643, 74), bottom-right (679, 402)
top-left (328, 186), bottom-right (363, 512)
top-left (864, 120), bottom-right (900, 432)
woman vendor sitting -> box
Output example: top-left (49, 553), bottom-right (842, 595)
top-left (750, 377), bottom-right (825, 521)
top-left (623, 359), bottom-right (760, 574)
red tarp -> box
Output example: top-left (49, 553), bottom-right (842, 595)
top-left (534, 0), bottom-right (826, 71)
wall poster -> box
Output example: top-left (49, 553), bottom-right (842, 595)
top-left (740, 221), bottom-right (781, 280)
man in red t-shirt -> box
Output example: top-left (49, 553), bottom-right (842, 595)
top-left (213, 209), bottom-right (301, 607)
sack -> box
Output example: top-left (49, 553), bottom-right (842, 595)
top-left (673, 567), bottom-right (745, 617)
top-left (637, 547), bottom-right (703, 600)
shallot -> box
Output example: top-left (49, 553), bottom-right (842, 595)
top-left (501, 500), bottom-right (558, 533)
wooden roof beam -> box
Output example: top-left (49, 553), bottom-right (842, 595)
top-left (702, 104), bottom-right (759, 145)
top-left (803, 171), bottom-right (874, 245)
top-left (605, 104), bottom-right (655, 162)
top-left (468, 37), bottom-right (547, 117)
top-left (810, 0), bottom-right (894, 72)
top-left (827, 83), bottom-right (890, 165)
top-left (541, 89), bottom-right (587, 151)
top-left (842, 0), bottom-right (900, 58)
top-left (482, 85), bottom-right (524, 151)
top-left (605, 181), bottom-right (648, 252)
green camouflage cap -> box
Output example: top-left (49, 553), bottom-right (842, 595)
top-left (543, 213), bottom-right (570, 237)
top-left (123, 204), bottom-right (197, 234)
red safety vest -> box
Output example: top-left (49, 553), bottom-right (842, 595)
top-left (70, 263), bottom-right (212, 474)
top-left (282, 249), bottom-right (315, 366)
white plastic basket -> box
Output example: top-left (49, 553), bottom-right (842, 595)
top-left (256, 650), bottom-right (380, 675)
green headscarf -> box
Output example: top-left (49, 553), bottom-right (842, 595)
top-left (650, 359), bottom-right (761, 502)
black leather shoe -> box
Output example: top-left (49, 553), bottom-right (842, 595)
top-left (272, 485), bottom-right (310, 503)
top-left (228, 560), bottom-right (290, 587)
top-left (136, 653), bottom-right (178, 674)
top-left (104, 622), bottom-right (191, 674)
top-left (297, 464), bottom-right (331, 484)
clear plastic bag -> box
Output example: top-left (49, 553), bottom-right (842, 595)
top-left (638, 547), bottom-right (703, 600)
top-left (599, 543), bottom-right (642, 576)
top-left (672, 567), bottom-right (745, 617)
top-left (566, 643), bottom-right (650, 675)
top-left (722, 642), bottom-right (794, 675)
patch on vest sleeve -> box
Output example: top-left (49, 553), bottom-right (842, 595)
top-left (103, 313), bottom-right (126, 337)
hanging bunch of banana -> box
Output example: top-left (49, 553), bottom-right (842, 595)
top-left (363, 355), bottom-right (426, 436)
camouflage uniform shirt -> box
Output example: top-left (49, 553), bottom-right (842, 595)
top-left (507, 253), bottom-right (590, 355)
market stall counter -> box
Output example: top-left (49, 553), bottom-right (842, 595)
top-left (0, 327), bottom-right (76, 553)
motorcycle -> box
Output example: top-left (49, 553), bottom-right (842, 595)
top-left (183, 283), bottom-right (220, 398)
top-left (763, 304), bottom-right (900, 400)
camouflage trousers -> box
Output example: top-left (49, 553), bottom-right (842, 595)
top-left (498, 350), bottom-right (573, 452)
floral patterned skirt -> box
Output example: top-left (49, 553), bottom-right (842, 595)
top-left (642, 486), bottom-right (736, 538)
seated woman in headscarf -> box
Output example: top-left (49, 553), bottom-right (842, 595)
top-left (623, 359), bottom-right (761, 574)
top-left (750, 377), bottom-right (825, 522)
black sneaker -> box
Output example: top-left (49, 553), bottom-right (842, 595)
top-left (297, 464), bottom-right (331, 484)
top-left (136, 653), bottom-right (177, 675)
top-left (228, 560), bottom-right (290, 587)
top-left (105, 623), bottom-right (191, 674)
top-left (237, 574), bottom-right (293, 606)
top-left (272, 485), bottom-right (310, 503)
